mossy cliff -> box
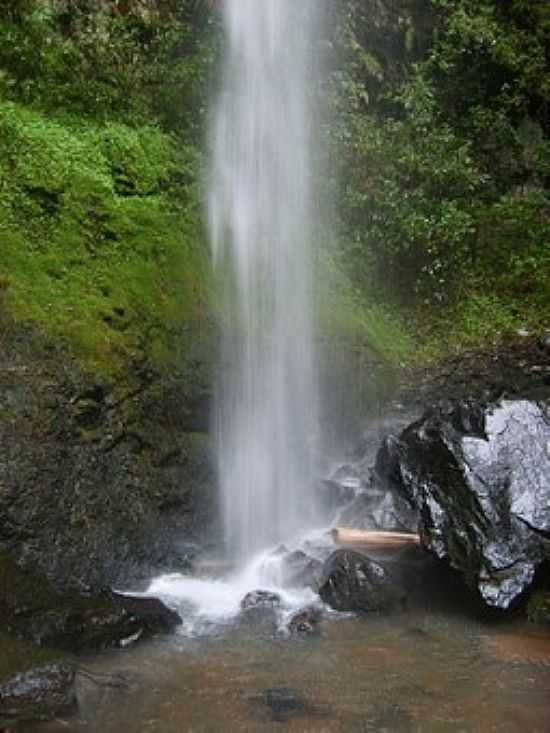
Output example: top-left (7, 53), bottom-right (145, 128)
top-left (0, 1), bottom-right (218, 589)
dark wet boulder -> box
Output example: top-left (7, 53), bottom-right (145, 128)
top-left (0, 664), bottom-right (75, 725)
top-left (12, 591), bottom-right (181, 651)
top-left (378, 400), bottom-right (550, 609)
top-left (318, 550), bottom-right (406, 612)
top-left (1, 552), bottom-right (181, 651)
top-left (240, 590), bottom-right (281, 611)
top-left (287, 606), bottom-right (321, 635)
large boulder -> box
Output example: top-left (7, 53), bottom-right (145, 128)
top-left (377, 400), bottom-right (550, 609)
top-left (318, 550), bottom-right (406, 612)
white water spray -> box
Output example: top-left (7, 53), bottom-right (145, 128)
top-left (209, 0), bottom-right (324, 562)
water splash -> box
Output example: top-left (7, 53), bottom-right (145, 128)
top-left (145, 531), bottom-right (330, 636)
top-left (209, 0), bottom-right (325, 562)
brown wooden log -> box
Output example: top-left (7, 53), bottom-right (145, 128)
top-left (331, 528), bottom-right (420, 548)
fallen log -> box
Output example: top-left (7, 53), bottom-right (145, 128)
top-left (331, 528), bottom-right (420, 548)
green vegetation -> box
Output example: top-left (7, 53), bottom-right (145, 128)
top-left (331, 0), bottom-right (549, 361)
top-left (0, 0), bottom-right (548, 375)
top-left (0, 100), bottom-right (209, 375)
top-left (0, 1), bottom-right (213, 376)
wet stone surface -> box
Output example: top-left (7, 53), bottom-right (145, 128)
top-left (377, 399), bottom-right (550, 609)
top-left (240, 590), bottom-right (282, 611)
top-left (0, 664), bottom-right (76, 726)
top-left (318, 549), bottom-right (407, 613)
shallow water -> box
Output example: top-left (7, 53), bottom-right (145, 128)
top-left (29, 584), bottom-right (550, 733)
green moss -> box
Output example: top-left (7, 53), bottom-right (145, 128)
top-left (0, 100), bottom-right (211, 377)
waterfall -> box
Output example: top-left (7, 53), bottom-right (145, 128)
top-left (209, 0), bottom-right (324, 563)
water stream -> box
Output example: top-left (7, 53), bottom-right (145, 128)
top-left (31, 609), bottom-right (550, 732)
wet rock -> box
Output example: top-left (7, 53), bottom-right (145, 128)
top-left (240, 590), bottom-right (281, 611)
top-left (331, 464), bottom-right (362, 486)
top-left (379, 400), bottom-right (550, 609)
top-left (287, 606), bottom-right (321, 635)
top-left (1, 553), bottom-right (181, 651)
top-left (316, 478), bottom-right (357, 514)
top-left (264, 687), bottom-right (313, 723)
top-left (278, 550), bottom-right (323, 590)
top-left (0, 664), bottom-right (76, 725)
top-left (16, 592), bottom-right (181, 652)
top-left (318, 550), bottom-right (406, 613)
top-left (336, 484), bottom-right (418, 534)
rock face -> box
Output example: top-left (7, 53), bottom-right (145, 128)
top-left (0, 664), bottom-right (75, 725)
top-left (378, 400), bottom-right (550, 609)
top-left (318, 550), bottom-right (406, 613)
top-left (0, 324), bottom-right (214, 590)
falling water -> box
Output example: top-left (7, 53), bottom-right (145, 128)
top-left (209, 0), bottom-right (324, 562)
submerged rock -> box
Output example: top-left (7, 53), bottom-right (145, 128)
top-left (264, 687), bottom-right (314, 723)
top-left (287, 606), bottom-right (321, 635)
top-left (378, 400), bottom-right (550, 609)
top-left (318, 550), bottom-right (406, 613)
top-left (0, 664), bottom-right (75, 725)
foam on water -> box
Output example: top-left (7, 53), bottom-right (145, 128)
top-left (145, 529), bottom-right (331, 635)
